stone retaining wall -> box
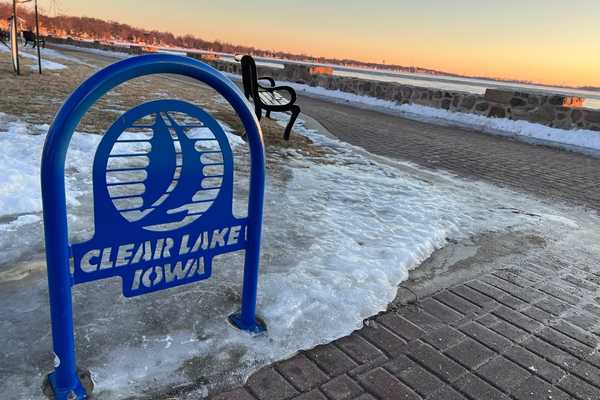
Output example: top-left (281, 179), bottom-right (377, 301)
top-left (47, 37), bottom-right (600, 132)
top-left (194, 56), bottom-right (600, 132)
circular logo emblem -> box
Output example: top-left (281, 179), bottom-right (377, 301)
top-left (103, 107), bottom-right (226, 232)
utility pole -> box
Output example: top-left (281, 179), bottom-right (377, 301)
top-left (12, 0), bottom-right (20, 75)
top-left (34, 0), bottom-right (42, 74)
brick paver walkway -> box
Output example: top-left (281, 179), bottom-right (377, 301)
top-left (215, 252), bottom-right (600, 400)
top-left (212, 97), bottom-right (600, 400)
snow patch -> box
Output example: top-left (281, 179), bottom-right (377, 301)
top-left (283, 82), bottom-right (600, 155)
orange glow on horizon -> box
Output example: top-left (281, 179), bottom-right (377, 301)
top-left (48, 0), bottom-right (600, 88)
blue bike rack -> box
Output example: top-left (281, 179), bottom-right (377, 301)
top-left (40, 54), bottom-right (266, 399)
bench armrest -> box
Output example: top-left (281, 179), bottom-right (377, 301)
top-left (258, 76), bottom-right (276, 87)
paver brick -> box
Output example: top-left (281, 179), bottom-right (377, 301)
top-left (418, 298), bottom-right (464, 324)
top-left (562, 274), bottom-right (600, 294)
top-left (496, 293), bottom-right (529, 310)
top-left (422, 326), bottom-right (466, 351)
top-left (352, 394), bottom-right (377, 400)
top-left (563, 311), bottom-right (600, 331)
top-left (211, 388), bottom-right (256, 400)
top-left (476, 356), bottom-right (531, 393)
top-left (376, 312), bottom-right (426, 341)
top-left (453, 373), bottom-right (508, 400)
top-left (493, 269), bottom-right (538, 287)
top-left (320, 375), bottom-right (363, 400)
top-left (512, 376), bottom-right (571, 400)
top-left (571, 361), bottom-right (600, 388)
top-left (433, 291), bottom-right (480, 315)
top-left (481, 275), bottom-right (524, 296)
top-left (493, 306), bottom-right (544, 333)
top-left (400, 306), bottom-right (446, 332)
top-left (409, 344), bottom-right (467, 383)
top-left (488, 318), bottom-right (529, 342)
top-left (466, 280), bottom-right (507, 301)
top-left (305, 344), bottom-right (357, 377)
top-left (522, 337), bottom-right (580, 370)
top-left (394, 361), bottom-right (444, 397)
top-left (534, 297), bottom-right (572, 316)
top-left (357, 368), bottom-right (420, 400)
top-left (347, 356), bottom-right (389, 378)
top-left (246, 367), bottom-right (299, 400)
top-left (382, 354), bottom-right (416, 376)
top-left (537, 327), bottom-right (594, 359)
top-left (445, 337), bottom-right (496, 369)
top-left (277, 354), bottom-right (329, 393)
top-left (359, 324), bottom-right (407, 356)
top-left (451, 285), bottom-right (498, 308)
top-left (459, 322), bottom-right (512, 352)
top-left (334, 334), bottom-right (385, 364)
top-left (558, 374), bottom-right (600, 400)
top-left (475, 313), bottom-right (500, 327)
top-left (425, 385), bottom-right (467, 400)
top-left (292, 390), bottom-right (328, 400)
top-left (551, 320), bottom-right (600, 349)
top-left (503, 345), bottom-right (566, 384)
top-left (539, 283), bottom-right (581, 306)
top-left (521, 306), bottom-right (554, 325)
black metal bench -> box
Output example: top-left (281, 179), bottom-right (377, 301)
top-left (23, 30), bottom-right (45, 48)
top-left (241, 55), bottom-right (300, 140)
top-left (0, 29), bottom-right (9, 47)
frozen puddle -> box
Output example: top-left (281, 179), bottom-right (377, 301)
top-left (0, 111), bottom-right (586, 399)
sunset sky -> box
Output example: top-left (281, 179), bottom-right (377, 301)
top-left (45, 0), bottom-right (600, 87)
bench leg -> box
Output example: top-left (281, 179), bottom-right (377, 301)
top-left (254, 103), bottom-right (262, 121)
top-left (284, 105), bottom-right (300, 141)
top-left (265, 110), bottom-right (271, 119)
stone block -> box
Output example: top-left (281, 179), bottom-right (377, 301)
top-left (459, 95), bottom-right (477, 111)
top-left (474, 101), bottom-right (490, 113)
top-left (510, 97), bottom-right (527, 107)
top-left (488, 105), bottom-right (507, 118)
top-left (584, 109), bottom-right (600, 124)
top-left (484, 89), bottom-right (515, 105)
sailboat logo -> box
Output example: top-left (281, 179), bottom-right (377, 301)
top-left (103, 107), bottom-right (227, 232)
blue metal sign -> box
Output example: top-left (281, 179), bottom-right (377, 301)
top-left (41, 54), bottom-right (266, 400)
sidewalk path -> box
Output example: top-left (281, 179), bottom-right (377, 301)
top-left (212, 97), bottom-right (600, 400)
top-left (297, 95), bottom-right (600, 212)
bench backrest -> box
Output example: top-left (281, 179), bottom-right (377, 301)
top-left (241, 55), bottom-right (258, 100)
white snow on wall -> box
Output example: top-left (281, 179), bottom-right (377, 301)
top-left (283, 82), bottom-right (600, 155)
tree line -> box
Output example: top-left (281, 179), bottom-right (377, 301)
top-left (0, 2), bottom-right (449, 76)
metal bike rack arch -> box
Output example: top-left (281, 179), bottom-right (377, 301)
top-left (41, 54), bottom-right (266, 399)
